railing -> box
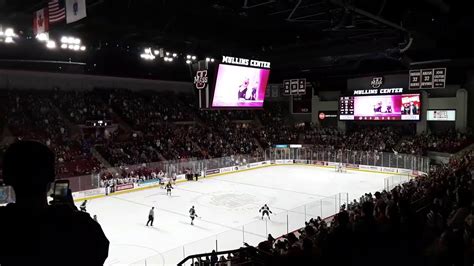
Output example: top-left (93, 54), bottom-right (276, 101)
top-left (263, 147), bottom-right (430, 174)
top-left (63, 148), bottom-right (429, 193)
top-left (130, 193), bottom-right (350, 266)
top-left (177, 246), bottom-right (267, 266)
top-left (55, 147), bottom-right (429, 265)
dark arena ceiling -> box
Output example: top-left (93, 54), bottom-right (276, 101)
top-left (0, 0), bottom-right (473, 82)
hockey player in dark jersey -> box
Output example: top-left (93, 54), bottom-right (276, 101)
top-left (259, 204), bottom-right (272, 220)
top-left (165, 182), bottom-right (173, 196)
top-left (189, 206), bottom-right (198, 225)
top-left (237, 78), bottom-right (250, 100)
top-left (80, 200), bottom-right (88, 212)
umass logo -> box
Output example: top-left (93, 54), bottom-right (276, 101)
top-left (370, 77), bottom-right (384, 89)
top-left (194, 70), bottom-right (208, 90)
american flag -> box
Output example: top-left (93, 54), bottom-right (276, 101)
top-left (48, 0), bottom-right (65, 23)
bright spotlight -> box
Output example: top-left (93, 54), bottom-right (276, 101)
top-left (206, 57), bottom-right (210, 62)
top-left (61, 43), bottom-right (68, 49)
top-left (154, 50), bottom-right (159, 55)
top-left (80, 46), bottom-right (86, 51)
top-left (73, 45), bottom-right (80, 50)
top-left (46, 40), bottom-right (56, 49)
top-left (4, 36), bottom-right (13, 43)
top-left (166, 52), bottom-right (170, 56)
top-left (36, 33), bottom-right (49, 42)
top-left (5, 28), bottom-right (14, 37)
top-left (172, 53), bottom-right (177, 58)
top-left (186, 60), bottom-right (191, 64)
top-left (61, 36), bottom-right (68, 43)
top-left (67, 37), bottom-right (75, 44)
top-left (144, 48), bottom-right (151, 54)
top-left (186, 55), bottom-right (191, 59)
top-left (210, 58), bottom-right (215, 62)
top-left (191, 55), bottom-right (196, 60)
top-left (73, 38), bottom-right (81, 45)
top-left (68, 44), bottom-right (74, 49)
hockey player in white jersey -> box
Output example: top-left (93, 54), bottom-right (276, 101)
top-left (259, 204), bottom-right (272, 220)
top-left (189, 206), bottom-right (198, 225)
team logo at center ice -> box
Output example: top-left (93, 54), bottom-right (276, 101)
top-left (370, 77), bottom-right (384, 89)
top-left (194, 70), bottom-right (208, 90)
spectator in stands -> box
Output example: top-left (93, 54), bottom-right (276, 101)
top-left (0, 141), bottom-right (109, 266)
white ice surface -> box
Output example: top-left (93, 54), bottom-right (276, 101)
top-left (76, 165), bottom-right (394, 266)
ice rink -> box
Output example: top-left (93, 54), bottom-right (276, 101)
top-left (76, 165), bottom-right (397, 265)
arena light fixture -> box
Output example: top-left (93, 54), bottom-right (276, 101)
top-left (172, 53), bottom-right (177, 58)
top-left (153, 50), bottom-right (159, 55)
top-left (46, 40), bottom-right (56, 49)
top-left (80, 46), bottom-right (86, 51)
top-left (4, 36), bottom-right (14, 43)
top-left (61, 43), bottom-right (68, 49)
top-left (186, 55), bottom-right (191, 59)
top-left (4, 28), bottom-right (15, 37)
top-left (140, 47), bottom-right (155, 60)
top-left (210, 58), bottom-right (215, 62)
top-left (191, 55), bottom-right (197, 60)
top-left (186, 60), bottom-right (191, 64)
top-left (36, 33), bottom-right (49, 42)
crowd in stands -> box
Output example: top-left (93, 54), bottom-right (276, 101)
top-left (0, 89), bottom-right (471, 181)
top-left (54, 90), bottom-right (112, 123)
top-left (3, 90), bottom-right (102, 177)
top-left (253, 150), bottom-right (473, 266)
top-left (99, 166), bottom-right (167, 187)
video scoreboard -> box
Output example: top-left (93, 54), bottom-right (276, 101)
top-left (339, 96), bottom-right (355, 118)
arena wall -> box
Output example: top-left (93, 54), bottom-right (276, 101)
top-left (0, 69), bottom-right (192, 93)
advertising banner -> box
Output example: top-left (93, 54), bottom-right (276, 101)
top-left (206, 169), bottom-right (220, 175)
top-left (115, 183), bottom-right (134, 192)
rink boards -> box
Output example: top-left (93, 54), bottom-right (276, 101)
top-left (73, 160), bottom-right (423, 202)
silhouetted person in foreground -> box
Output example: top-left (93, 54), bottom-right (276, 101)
top-left (0, 141), bottom-right (109, 266)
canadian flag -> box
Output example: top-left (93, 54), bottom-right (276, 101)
top-left (33, 8), bottom-right (49, 35)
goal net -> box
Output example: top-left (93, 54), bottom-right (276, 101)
top-left (335, 163), bottom-right (347, 173)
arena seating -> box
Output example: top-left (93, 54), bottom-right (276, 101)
top-left (189, 150), bottom-right (473, 266)
top-left (0, 89), bottom-right (471, 180)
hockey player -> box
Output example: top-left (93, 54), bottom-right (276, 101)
top-left (146, 207), bottom-right (155, 226)
top-left (189, 206), bottom-right (198, 225)
top-left (259, 204), bottom-right (272, 220)
top-left (80, 200), bottom-right (88, 212)
top-left (165, 182), bottom-right (173, 196)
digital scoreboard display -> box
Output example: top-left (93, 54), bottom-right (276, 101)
top-left (212, 64), bottom-right (270, 108)
top-left (339, 93), bottom-right (421, 121)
